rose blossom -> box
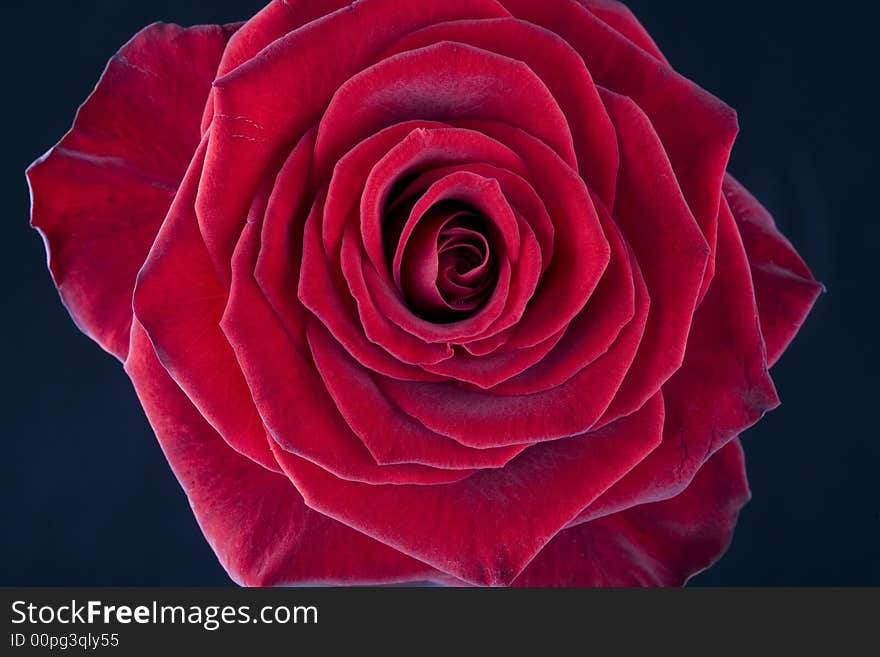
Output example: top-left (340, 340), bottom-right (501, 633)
top-left (28, 0), bottom-right (822, 586)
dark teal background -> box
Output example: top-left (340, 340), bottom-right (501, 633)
top-left (2, 1), bottom-right (876, 585)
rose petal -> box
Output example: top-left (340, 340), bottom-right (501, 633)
top-left (513, 438), bottom-right (750, 586)
top-left (278, 393), bottom-right (664, 586)
top-left (303, 120), bottom-right (530, 378)
top-left (201, 0), bottom-right (353, 133)
top-left (343, 171), bottom-right (522, 358)
top-left (576, 0), bottom-right (667, 62)
top-left (377, 249), bottom-right (647, 447)
top-left (454, 120), bottom-right (611, 352)
top-left (382, 16), bottom-right (619, 206)
top-left (387, 162), bottom-right (555, 280)
top-left (252, 128), bottom-right (318, 348)
top-left (351, 231), bottom-right (512, 355)
top-left (307, 320), bottom-right (532, 469)
top-left (571, 196), bottom-right (779, 525)
top-left (419, 325), bottom-right (566, 389)
top-left (133, 142), bottom-right (279, 472)
top-left (303, 124), bottom-right (567, 381)
top-left (724, 175), bottom-right (824, 366)
top-left (490, 193), bottom-right (635, 394)
top-left (223, 223), bottom-right (474, 485)
top-left (379, 102), bottom-right (720, 445)
top-left (596, 90), bottom-right (710, 424)
top-left (313, 40), bottom-right (578, 182)
top-left (199, 0), bottom-right (510, 283)
top-left (124, 321), bottom-right (448, 586)
top-left (301, 188), bottom-right (453, 376)
top-left (354, 129), bottom-right (538, 352)
top-left (501, 0), bottom-right (738, 300)
top-left (28, 22), bottom-right (231, 360)
top-left (383, 161), bottom-right (556, 361)
top-left (343, 172), bottom-right (546, 368)
top-left (319, 122), bottom-right (459, 271)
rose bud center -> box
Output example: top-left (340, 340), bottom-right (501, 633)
top-left (390, 199), bottom-right (498, 323)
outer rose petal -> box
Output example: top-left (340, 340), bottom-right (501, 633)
top-left (570, 195), bottom-right (779, 525)
top-left (200, 0), bottom-right (353, 133)
top-left (134, 142), bottom-right (280, 472)
top-left (124, 322), bottom-right (447, 586)
top-left (216, 0), bottom-right (353, 77)
top-left (28, 22), bottom-right (232, 360)
top-left (513, 439), bottom-right (750, 587)
top-left (276, 393), bottom-right (664, 586)
top-left (593, 90), bottom-right (710, 423)
top-left (577, 0), bottom-right (667, 63)
top-left (724, 175), bottom-right (823, 366)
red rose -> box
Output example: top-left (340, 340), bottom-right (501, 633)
top-left (28, 0), bottom-right (821, 586)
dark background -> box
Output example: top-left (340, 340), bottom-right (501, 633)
top-left (2, 1), bottom-right (876, 586)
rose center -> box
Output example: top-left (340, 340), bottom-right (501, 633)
top-left (386, 199), bottom-right (498, 323)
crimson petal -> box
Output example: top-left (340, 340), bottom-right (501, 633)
top-left (377, 249), bottom-right (647, 447)
top-left (596, 90), bottom-right (710, 424)
top-left (383, 17), bottom-right (619, 205)
top-left (199, 0), bottom-right (510, 283)
top-left (513, 439), bottom-right (750, 586)
top-left (133, 142), bottom-right (279, 472)
top-left (576, 0), bottom-right (667, 62)
top-left (313, 40), bottom-right (578, 179)
top-left (223, 224), bottom-right (473, 485)
top-left (28, 23), bottom-right (231, 360)
top-left (124, 321), bottom-right (448, 586)
top-left (253, 128), bottom-right (318, 348)
top-left (491, 193), bottom-right (635, 394)
top-left (306, 320), bottom-right (531, 469)
top-left (724, 175), bottom-right (824, 366)
top-left (278, 393), bottom-right (664, 586)
top-left (572, 196), bottom-right (779, 525)
top-left (501, 0), bottom-right (738, 300)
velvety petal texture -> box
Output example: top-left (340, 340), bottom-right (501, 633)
top-left (28, 22), bottom-right (234, 360)
top-left (514, 439), bottom-right (751, 586)
top-left (30, 0), bottom-right (821, 587)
